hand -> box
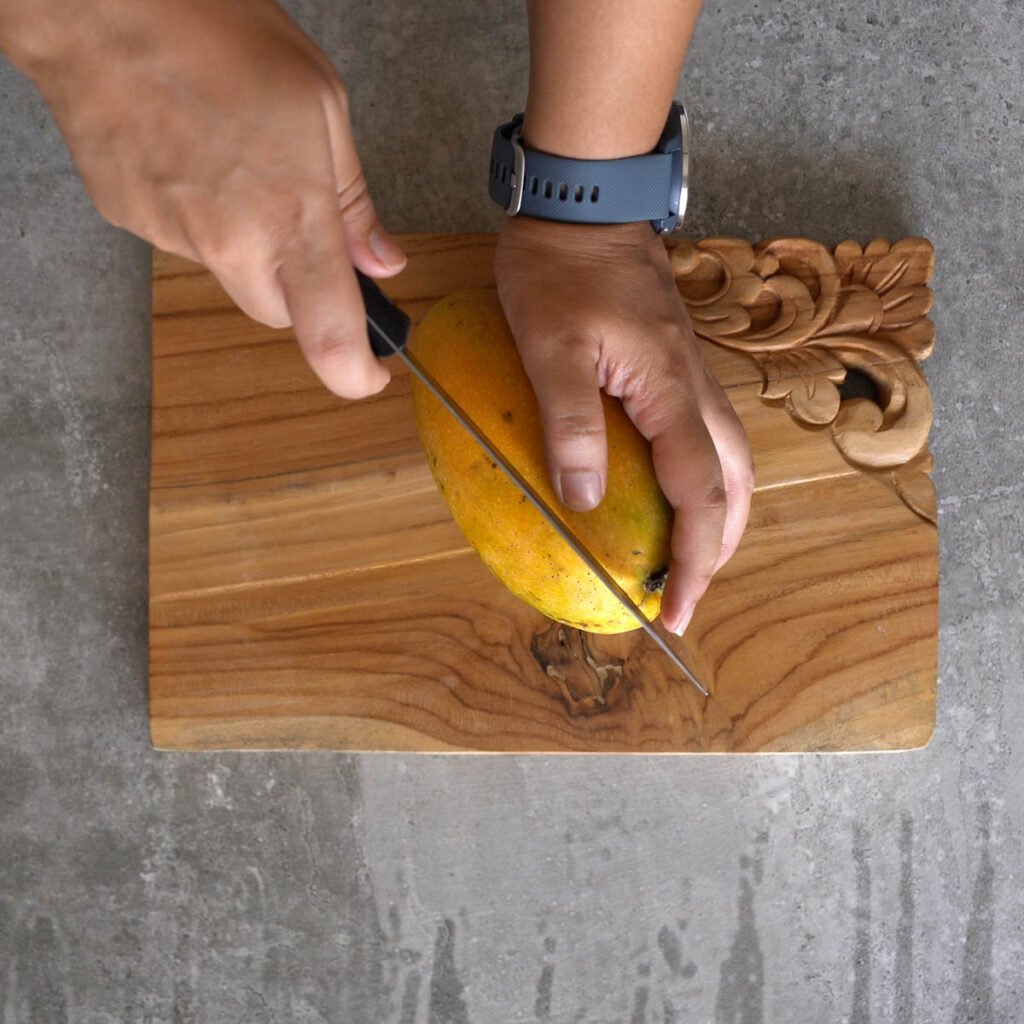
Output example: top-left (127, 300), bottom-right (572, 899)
top-left (493, 216), bottom-right (755, 636)
top-left (6, 0), bottom-right (405, 398)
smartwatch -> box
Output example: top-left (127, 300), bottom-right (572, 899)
top-left (488, 101), bottom-right (690, 235)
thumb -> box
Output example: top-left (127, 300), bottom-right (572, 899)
top-left (520, 339), bottom-right (608, 512)
top-left (335, 170), bottom-right (407, 279)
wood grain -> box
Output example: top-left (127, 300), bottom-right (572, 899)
top-left (150, 232), bottom-right (938, 752)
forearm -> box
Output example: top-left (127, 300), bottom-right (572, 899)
top-left (522, 0), bottom-right (702, 159)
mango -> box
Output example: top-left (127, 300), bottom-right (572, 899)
top-left (410, 289), bottom-right (671, 634)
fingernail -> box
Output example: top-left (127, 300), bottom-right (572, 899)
top-left (369, 227), bottom-right (406, 270)
top-left (559, 471), bottom-right (602, 511)
top-left (671, 602), bottom-right (695, 637)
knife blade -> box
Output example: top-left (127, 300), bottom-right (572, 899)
top-left (354, 269), bottom-right (708, 697)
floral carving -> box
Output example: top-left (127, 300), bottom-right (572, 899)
top-left (668, 236), bottom-right (937, 524)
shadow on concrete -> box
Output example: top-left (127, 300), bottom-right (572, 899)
top-left (683, 131), bottom-right (922, 248)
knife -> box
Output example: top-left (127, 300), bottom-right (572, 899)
top-left (354, 269), bottom-right (708, 698)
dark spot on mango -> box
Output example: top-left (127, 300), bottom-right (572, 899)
top-left (501, 409), bottom-right (514, 422)
top-left (643, 565), bottom-right (669, 594)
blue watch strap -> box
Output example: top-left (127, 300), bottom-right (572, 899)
top-left (489, 107), bottom-right (684, 232)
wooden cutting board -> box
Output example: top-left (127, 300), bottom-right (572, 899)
top-left (150, 232), bottom-right (938, 752)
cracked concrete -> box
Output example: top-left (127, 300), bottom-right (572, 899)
top-left (2, 0), bottom-right (1023, 1020)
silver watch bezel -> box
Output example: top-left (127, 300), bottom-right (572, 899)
top-left (668, 103), bottom-right (691, 235)
top-left (506, 123), bottom-right (527, 216)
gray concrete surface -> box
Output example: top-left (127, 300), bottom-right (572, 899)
top-left (1, 1), bottom-right (1022, 1021)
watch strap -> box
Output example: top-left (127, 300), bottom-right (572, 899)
top-left (489, 113), bottom-right (679, 227)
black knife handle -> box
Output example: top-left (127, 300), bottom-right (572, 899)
top-left (356, 269), bottom-right (411, 358)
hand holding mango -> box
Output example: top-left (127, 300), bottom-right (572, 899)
top-left (491, 216), bottom-right (755, 636)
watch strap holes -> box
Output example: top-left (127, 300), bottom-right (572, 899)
top-left (531, 180), bottom-right (593, 202)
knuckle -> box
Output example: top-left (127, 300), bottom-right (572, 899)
top-left (694, 571), bottom-right (716, 591)
top-left (701, 483), bottom-right (729, 511)
top-left (650, 315), bottom-right (686, 344)
top-left (635, 315), bottom-right (685, 354)
top-left (195, 235), bottom-right (235, 273)
top-left (643, 344), bottom-right (691, 388)
top-left (180, 212), bottom-right (236, 269)
top-left (134, 216), bottom-right (175, 253)
top-left (678, 565), bottom-right (716, 594)
top-left (525, 330), bottom-right (600, 364)
top-left (147, 223), bottom-right (180, 255)
top-left (308, 336), bottom-right (383, 399)
top-left (560, 330), bottom-right (601, 355)
top-left (310, 331), bottom-right (360, 362)
top-left (550, 410), bottom-right (604, 442)
top-left (335, 169), bottom-right (373, 217)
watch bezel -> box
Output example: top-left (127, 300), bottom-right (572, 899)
top-left (507, 120), bottom-right (527, 216)
top-left (653, 102), bottom-right (690, 235)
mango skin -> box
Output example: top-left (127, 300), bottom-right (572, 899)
top-left (410, 288), bottom-right (672, 634)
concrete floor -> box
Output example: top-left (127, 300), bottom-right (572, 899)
top-left (1, 1), bottom-right (1021, 1021)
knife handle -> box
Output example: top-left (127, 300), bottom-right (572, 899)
top-left (355, 269), bottom-right (411, 358)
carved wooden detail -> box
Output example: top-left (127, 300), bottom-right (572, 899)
top-left (668, 236), bottom-right (937, 524)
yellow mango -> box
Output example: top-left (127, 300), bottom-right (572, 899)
top-left (411, 289), bottom-right (671, 634)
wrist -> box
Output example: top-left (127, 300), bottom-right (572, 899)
top-left (500, 214), bottom-right (658, 251)
top-left (520, 108), bottom-right (665, 161)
